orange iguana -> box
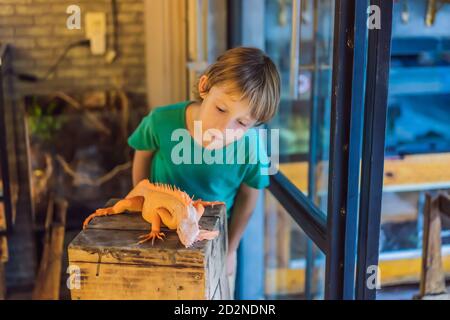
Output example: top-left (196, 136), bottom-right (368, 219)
top-left (83, 179), bottom-right (225, 248)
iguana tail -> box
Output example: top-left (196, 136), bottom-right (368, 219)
top-left (83, 196), bottom-right (144, 229)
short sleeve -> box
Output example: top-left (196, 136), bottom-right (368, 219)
top-left (243, 161), bottom-right (270, 189)
top-left (128, 110), bottom-right (159, 151)
top-left (242, 132), bottom-right (271, 189)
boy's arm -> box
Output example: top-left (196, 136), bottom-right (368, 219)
top-left (132, 150), bottom-right (154, 186)
top-left (228, 183), bottom-right (260, 254)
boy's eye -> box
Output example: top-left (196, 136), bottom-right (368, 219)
top-left (216, 106), bottom-right (226, 113)
top-left (238, 121), bottom-right (249, 127)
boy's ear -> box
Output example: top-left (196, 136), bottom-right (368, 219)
top-left (198, 75), bottom-right (208, 99)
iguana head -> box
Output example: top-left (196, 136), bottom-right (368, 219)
top-left (177, 202), bottom-right (221, 248)
top-left (146, 182), bottom-right (220, 248)
top-left (176, 204), bottom-right (202, 248)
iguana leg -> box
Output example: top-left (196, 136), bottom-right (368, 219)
top-left (83, 196), bottom-right (144, 229)
top-left (156, 207), bottom-right (177, 230)
top-left (137, 209), bottom-right (166, 245)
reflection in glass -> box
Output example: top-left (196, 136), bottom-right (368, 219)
top-left (264, 191), bottom-right (325, 299)
top-left (265, 0), bottom-right (335, 213)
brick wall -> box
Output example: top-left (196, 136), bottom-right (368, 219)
top-left (0, 0), bottom-right (146, 99)
top-left (0, 0), bottom-right (148, 295)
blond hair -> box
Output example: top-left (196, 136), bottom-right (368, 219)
top-left (194, 47), bottom-right (281, 124)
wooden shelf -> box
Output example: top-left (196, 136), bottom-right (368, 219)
top-left (278, 152), bottom-right (450, 195)
top-left (383, 153), bottom-right (450, 192)
top-left (265, 247), bottom-right (450, 296)
top-left (0, 202), bottom-right (5, 232)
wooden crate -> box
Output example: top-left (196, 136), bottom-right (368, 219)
top-left (68, 203), bottom-right (229, 300)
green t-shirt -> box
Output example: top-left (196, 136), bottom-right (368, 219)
top-left (127, 101), bottom-right (270, 218)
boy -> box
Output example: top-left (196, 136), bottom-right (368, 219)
top-left (128, 47), bottom-right (280, 298)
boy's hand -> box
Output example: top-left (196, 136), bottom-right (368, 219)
top-left (226, 250), bottom-right (237, 276)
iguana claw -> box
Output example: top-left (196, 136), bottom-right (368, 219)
top-left (137, 231), bottom-right (166, 245)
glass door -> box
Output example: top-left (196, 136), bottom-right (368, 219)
top-left (230, 0), bottom-right (394, 300)
top-left (263, 0), bottom-right (335, 299)
top-left (266, 0), bottom-right (334, 205)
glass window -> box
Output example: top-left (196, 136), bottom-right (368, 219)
top-left (378, 0), bottom-right (450, 294)
top-left (264, 0), bottom-right (335, 212)
top-left (264, 191), bottom-right (326, 299)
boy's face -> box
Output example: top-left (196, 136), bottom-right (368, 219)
top-left (197, 77), bottom-right (257, 149)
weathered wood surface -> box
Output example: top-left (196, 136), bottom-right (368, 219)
top-left (419, 193), bottom-right (448, 298)
top-left (0, 201), bottom-right (5, 232)
top-left (0, 58), bottom-right (20, 226)
top-left (0, 228), bottom-right (7, 299)
top-left (68, 202), bottom-right (228, 300)
top-left (0, 236), bottom-right (7, 264)
top-left (33, 198), bottom-right (68, 300)
top-left (0, 263), bottom-right (5, 300)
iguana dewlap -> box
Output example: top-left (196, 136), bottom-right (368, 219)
top-left (82, 179), bottom-right (224, 248)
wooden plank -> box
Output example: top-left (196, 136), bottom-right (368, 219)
top-left (383, 153), bottom-right (450, 190)
top-left (71, 262), bottom-right (206, 300)
top-left (0, 236), bottom-right (8, 263)
top-left (279, 153), bottom-right (450, 224)
top-left (265, 250), bottom-right (450, 295)
top-left (32, 198), bottom-right (68, 300)
top-left (0, 263), bottom-right (5, 300)
top-left (0, 202), bottom-right (5, 232)
top-left (419, 194), bottom-right (447, 297)
top-left (0, 61), bottom-right (20, 227)
top-left (279, 153), bottom-right (450, 193)
top-left (439, 193), bottom-right (450, 217)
